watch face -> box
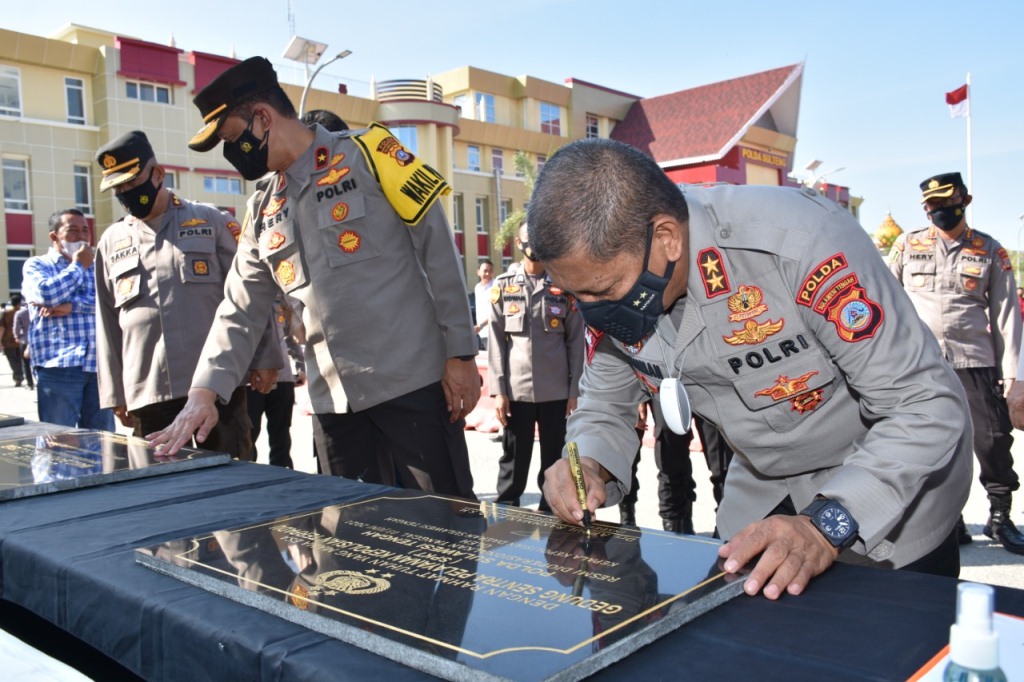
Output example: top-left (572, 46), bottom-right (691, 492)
top-left (819, 506), bottom-right (852, 539)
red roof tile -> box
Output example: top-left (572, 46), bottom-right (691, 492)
top-left (611, 63), bottom-right (802, 165)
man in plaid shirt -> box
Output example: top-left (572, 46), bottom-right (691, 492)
top-left (21, 208), bottom-right (114, 430)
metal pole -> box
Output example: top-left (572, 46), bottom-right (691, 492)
top-left (299, 51), bottom-right (351, 117)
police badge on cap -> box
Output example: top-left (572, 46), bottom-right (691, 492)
top-left (189, 56), bottom-right (281, 152)
top-left (96, 130), bottom-right (155, 192)
top-left (919, 172), bottom-right (966, 203)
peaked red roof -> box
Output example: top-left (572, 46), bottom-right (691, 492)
top-left (611, 63), bottom-right (803, 165)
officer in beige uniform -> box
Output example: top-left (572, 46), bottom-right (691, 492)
top-left (148, 58), bottom-right (479, 497)
top-left (530, 139), bottom-right (972, 600)
top-left (94, 130), bottom-right (281, 461)
top-left (488, 223), bottom-right (584, 510)
top-left (888, 172), bottom-right (1024, 555)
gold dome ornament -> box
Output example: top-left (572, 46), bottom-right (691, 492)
top-left (873, 212), bottom-right (903, 252)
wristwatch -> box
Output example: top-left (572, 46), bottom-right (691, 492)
top-left (799, 497), bottom-right (859, 551)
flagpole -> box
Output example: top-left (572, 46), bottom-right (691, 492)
top-left (966, 71), bottom-right (973, 226)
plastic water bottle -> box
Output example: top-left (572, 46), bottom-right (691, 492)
top-left (943, 582), bottom-right (1007, 682)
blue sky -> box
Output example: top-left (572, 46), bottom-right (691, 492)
top-left (8, 1), bottom-right (1024, 250)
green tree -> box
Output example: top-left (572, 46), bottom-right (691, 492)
top-left (495, 151), bottom-right (537, 248)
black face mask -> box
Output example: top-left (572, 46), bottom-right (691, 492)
top-left (576, 223), bottom-right (676, 345)
top-left (223, 114), bottom-right (270, 180)
top-left (116, 168), bottom-right (162, 219)
top-left (928, 203), bottom-right (966, 231)
top-left (519, 239), bottom-right (538, 261)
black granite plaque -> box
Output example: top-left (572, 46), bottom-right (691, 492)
top-left (0, 430), bottom-right (230, 500)
top-left (137, 492), bottom-right (744, 681)
top-left (0, 413), bottom-right (25, 428)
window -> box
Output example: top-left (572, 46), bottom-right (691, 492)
top-left (66, 77), bottom-right (85, 125)
top-left (477, 93), bottom-right (495, 123)
top-left (2, 158), bottom-right (29, 211)
top-left (491, 149), bottom-right (503, 176)
top-left (452, 194), bottom-right (464, 233)
top-left (500, 200), bottom-right (512, 225)
top-left (475, 197), bottom-right (488, 233)
top-left (453, 94), bottom-right (468, 118)
top-left (203, 175), bottom-right (242, 194)
top-left (467, 145), bottom-right (481, 172)
top-left (162, 170), bottom-right (176, 191)
top-left (392, 125), bottom-right (418, 155)
top-left (586, 114), bottom-right (599, 139)
top-left (73, 164), bottom-right (92, 215)
top-left (126, 80), bottom-right (171, 104)
top-left (540, 102), bottom-right (561, 135)
top-left (7, 249), bottom-right (33, 293)
top-left (536, 154), bottom-right (547, 173)
top-left (0, 66), bottom-right (21, 117)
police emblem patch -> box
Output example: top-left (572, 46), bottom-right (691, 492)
top-left (192, 259), bottom-right (209, 276)
top-left (117, 277), bottom-right (134, 296)
top-left (550, 318), bottom-right (560, 328)
top-left (338, 230), bottom-right (360, 253)
top-left (754, 371), bottom-right (819, 402)
top-left (549, 285), bottom-right (563, 295)
top-left (727, 285), bottom-right (770, 320)
top-left (722, 318), bottom-right (785, 346)
top-left (823, 283), bottom-right (884, 342)
top-left (507, 303), bottom-right (521, 315)
top-left (316, 166), bottom-right (351, 186)
top-left (331, 202), bottom-right (349, 222)
top-left (263, 196), bottom-right (286, 217)
top-left (276, 260), bottom-right (296, 285)
top-left (330, 153), bottom-right (344, 167)
top-left (267, 231), bottom-right (286, 250)
top-left (963, 277), bottom-right (978, 291)
top-left (180, 217), bottom-right (207, 227)
top-left (504, 285), bottom-right (521, 294)
top-left (490, 285), bottom-right (501, 304)
top-left (226, 221), bottom-right (242, 241)
top-left (796, 254), bottom-right (848, 308)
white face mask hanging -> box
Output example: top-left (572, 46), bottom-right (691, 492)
top-left (654, 331), bottom-right (691, 435)
top-left (659, 377), bottom-right (692, 435)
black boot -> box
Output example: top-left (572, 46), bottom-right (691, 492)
top-left (619, 502), bottom-right (636, 526)
top-left (982, 495), bottom-right (1024, 556)
top-left (663, 503), bottom-right (695, 535)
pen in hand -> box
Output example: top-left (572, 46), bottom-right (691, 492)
top-left (567, 441), bottom-right (592, 537)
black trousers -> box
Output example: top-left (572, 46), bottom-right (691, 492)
top-left (496, 399), bottom-right (568, 510)
top-left (624, 420), bottom-right (695, 520)
top-left (131, 386), bottom-right (254, 461)
top-left (313, 382), bottom-right (474, 498)
top-left (694, 416), bottom-right (734, 505)
top-left (246, 382), bottom-right (295, 469)
top-left (3, 346), bottom-right (24, 385)
top-left (956, 367), bottom-right (1019, 498)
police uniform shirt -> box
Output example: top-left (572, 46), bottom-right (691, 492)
top-left (95, 193), bottom-right (279, 411)
top-left (888, 225), bottom-right (1021, 379)
top-left (193, 124), bottom-right (477, 412)
top-left (568, 185), bottom-right (972, 569)
top-left (487, 262), bottom-right (584, 402)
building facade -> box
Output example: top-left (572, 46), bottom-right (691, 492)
top-left (0, 24), bottom-right (857, 300)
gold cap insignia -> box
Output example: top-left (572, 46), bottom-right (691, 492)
top-left (102, 154), bottom-right (117, 169)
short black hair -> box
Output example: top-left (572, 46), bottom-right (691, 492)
top-left (527, 138), bottom-right (688, 262)
top-left (301, 109), bottom-right (349, 132)
top-left (48, 208), bottom-right (86, 231)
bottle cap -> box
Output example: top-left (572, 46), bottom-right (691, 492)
top-left (948, 582), bottom-right (1000, 670)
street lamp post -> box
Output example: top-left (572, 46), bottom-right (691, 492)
top-left (299, 49), bottom-right (351, 117)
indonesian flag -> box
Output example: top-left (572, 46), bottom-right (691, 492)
top-left (946, 84), bottom-right (969, 118)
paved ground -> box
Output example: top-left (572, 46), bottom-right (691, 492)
top-left (4, 367), bottom-right (1021, 592)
